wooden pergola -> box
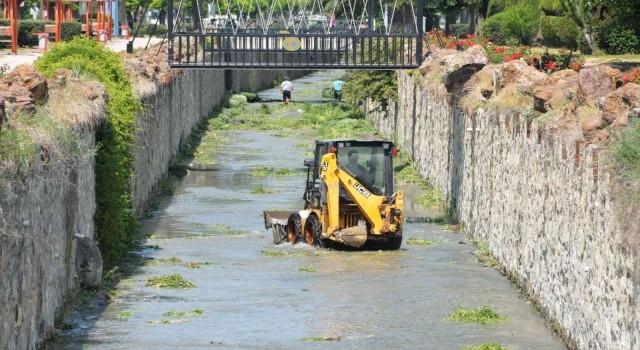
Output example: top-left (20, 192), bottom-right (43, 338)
top-left (1, 0), bottom-right (18, 54)
top-left (42, 0), bottom-right (114, 41)
top-left (0, 0), bottom-right (115, 53)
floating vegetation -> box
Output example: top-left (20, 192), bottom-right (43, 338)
top-left (475, 240), bottom-right (498, 267)
top-left (406, 237), bottom-right (442, 246)
top-left (405, 216), bottom-right (448, 224)
top-left (294, 143), bottom-right (313, 148)
top-left (184, 223), bottom-right (248, 238)
top-left (260, 249), bottom-right (309, 257)
top-left (207, 102), bottom-right (372, 140)
top-left (183, 262), bottom-right (216, 269)
top-left (156, 257), bottom-right (183, 264)
top-left (162, 309), bottom-right (205, 317)
top-left (449, 306), bottom-right (507, 324)
top-left (145, 244), bottom-right (162, 250)
top-left (271, 131), bottom-right (290, 138)
top-left (252, 184), bottom-right (273, 194)
top-left (244, 148), bottom-right (268, 154)
top-left (299, 336), bottom-right (341, 342)
top-left (394, 152), bottom-right (444, 210)
top-left (184, 233), bottom-right (214, 239)
top-left (147, 319), bottom-right (192, 325)
top-left (303, 151), bottom-right (314, 157)
top-left (148, 232), bottom-right (171, 239)
top-left (461, 343), bottom-right (509, 350)
top-left (251, 166), bottom-right (305, 177)
top-left (298, 267), bottom-right (318, 273)
top-left (415, 190), bottom-right (443, 209)
top-left (146, 274), bottom-right (196, 289)
top-left (116, 311), bottom-right (132, 319)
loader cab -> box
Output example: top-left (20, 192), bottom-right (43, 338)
top-left (305, 140), bottom-right (396, 208)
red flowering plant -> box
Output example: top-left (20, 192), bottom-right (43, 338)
top-left (621, 67), bottom-right (640, 84)
top-left (485, 44), bottom-right (528, 64)
top-left (527, 49), bottom-right (584, 74)
top-left (423, 32), bottom-right (583, 75)
top-left (424, 31), bottom-right (482, 51)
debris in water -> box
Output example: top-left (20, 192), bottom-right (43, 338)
top-left (299, 336), bottom-right (341, 341)
top-left (298, 267), bottom-right (318, 273)
top-left (162, 309), bottom-right (205, 317)
top-left (146, 274), bottom-right (196, 289)
top-left (449, 306), bottom-right (507, 324)
top-left (461, 344), bottom-right (509, 350)
top-left (406, 237), bottom-right (442, 246)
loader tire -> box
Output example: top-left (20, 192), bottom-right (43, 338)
top-left (303, 214), bottom-right (324, 248)
top-left (382, 235), bottom-right (403, 250)
top-left (272, 224), bottom-right (287, 245)
top-left (287, 213), bottom-right (302, 244)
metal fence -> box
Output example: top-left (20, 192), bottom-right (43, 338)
top-left (169, 32), bottom-right (420, 69)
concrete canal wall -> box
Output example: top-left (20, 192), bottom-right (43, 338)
top-left (0, 53), bottom-right (306, 349)
top-left (131, 68), bottom-right (308, 215)
top-left (367, 50), bottom-right (640, 349)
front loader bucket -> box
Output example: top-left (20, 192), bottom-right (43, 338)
top-left (333, 221), bottom-right (368, 248)
top-left (264, 211), bottom-right (297, 245)
top-left (263, 211), bottom-right (295, 229)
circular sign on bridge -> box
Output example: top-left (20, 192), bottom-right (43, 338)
top-left (282, 37), bottom-right (301, 52)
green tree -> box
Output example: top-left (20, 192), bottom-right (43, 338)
top-left (559, 0), bottom-right (598, 53)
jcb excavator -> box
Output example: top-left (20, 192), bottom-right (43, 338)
top-left (263, 139), bottom-right (404, 250)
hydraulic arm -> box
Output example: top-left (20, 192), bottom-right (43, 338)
top-left (320, 152), bottom-right (403, 236)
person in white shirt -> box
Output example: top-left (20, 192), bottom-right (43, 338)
top-left (280, 77), bottom-right (293, 105)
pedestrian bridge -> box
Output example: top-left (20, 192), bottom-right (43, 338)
top-left (167, 0), bottom-right (424, 69)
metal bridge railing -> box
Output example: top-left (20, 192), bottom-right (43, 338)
top-left (170, 32), bottom-right (419, 69)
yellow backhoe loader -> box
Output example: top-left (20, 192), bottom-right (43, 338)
top-left (263, 139), bottom-right (404, 250)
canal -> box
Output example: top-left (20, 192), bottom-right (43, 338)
top-left (49, 71), bottom-right (566, 350)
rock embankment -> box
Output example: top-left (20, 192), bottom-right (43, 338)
top-left (368, 46), bottom-right (640, 350)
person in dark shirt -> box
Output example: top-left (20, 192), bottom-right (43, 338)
top-left (345, 151), bottom-right (367, 176)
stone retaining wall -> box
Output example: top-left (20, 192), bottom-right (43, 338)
top-left (368, 71), bottom-right (639, 350)
top-left (0, 126), bottom-right (98, 350)
top-left (131, 69), bottom-right (226, 215)
top-left (1, 63), bottom-right (309, 349)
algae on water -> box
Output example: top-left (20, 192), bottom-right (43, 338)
top-left (449, 306), bottom-right (507, 324)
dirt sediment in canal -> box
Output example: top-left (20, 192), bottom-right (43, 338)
top-left (367, 46), bottom-right (640, 350)
top-left (0, 45), bottom-right (308, 350)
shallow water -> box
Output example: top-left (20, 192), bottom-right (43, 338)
top-left (48, 72), bottom-right (566, 350)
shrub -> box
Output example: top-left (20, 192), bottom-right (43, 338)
top-left (229, 94), bottom-right (247, 106)
top-left (482, 3), bottom-right (540, 45)
top-left (481, 19), bottom-right (514, 45)
top-left (136, 23), bottom-right (167, 37)
top-left (16, 19), bottom-right (45, 46)
top-left (60, 21), bottom-right (82, 41)
top-left (343, 70), bottom-right (397, 108)
top-left (34, 36), bottom-right (142, 267)
top-left (450, 23), bottom-right (470, 38)
top-left (605, 25), bottom-right (640, 54)
top-left (540, 15), bottom-right (581, 49)
top-left (0, 19), bottom-right (83, 46)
